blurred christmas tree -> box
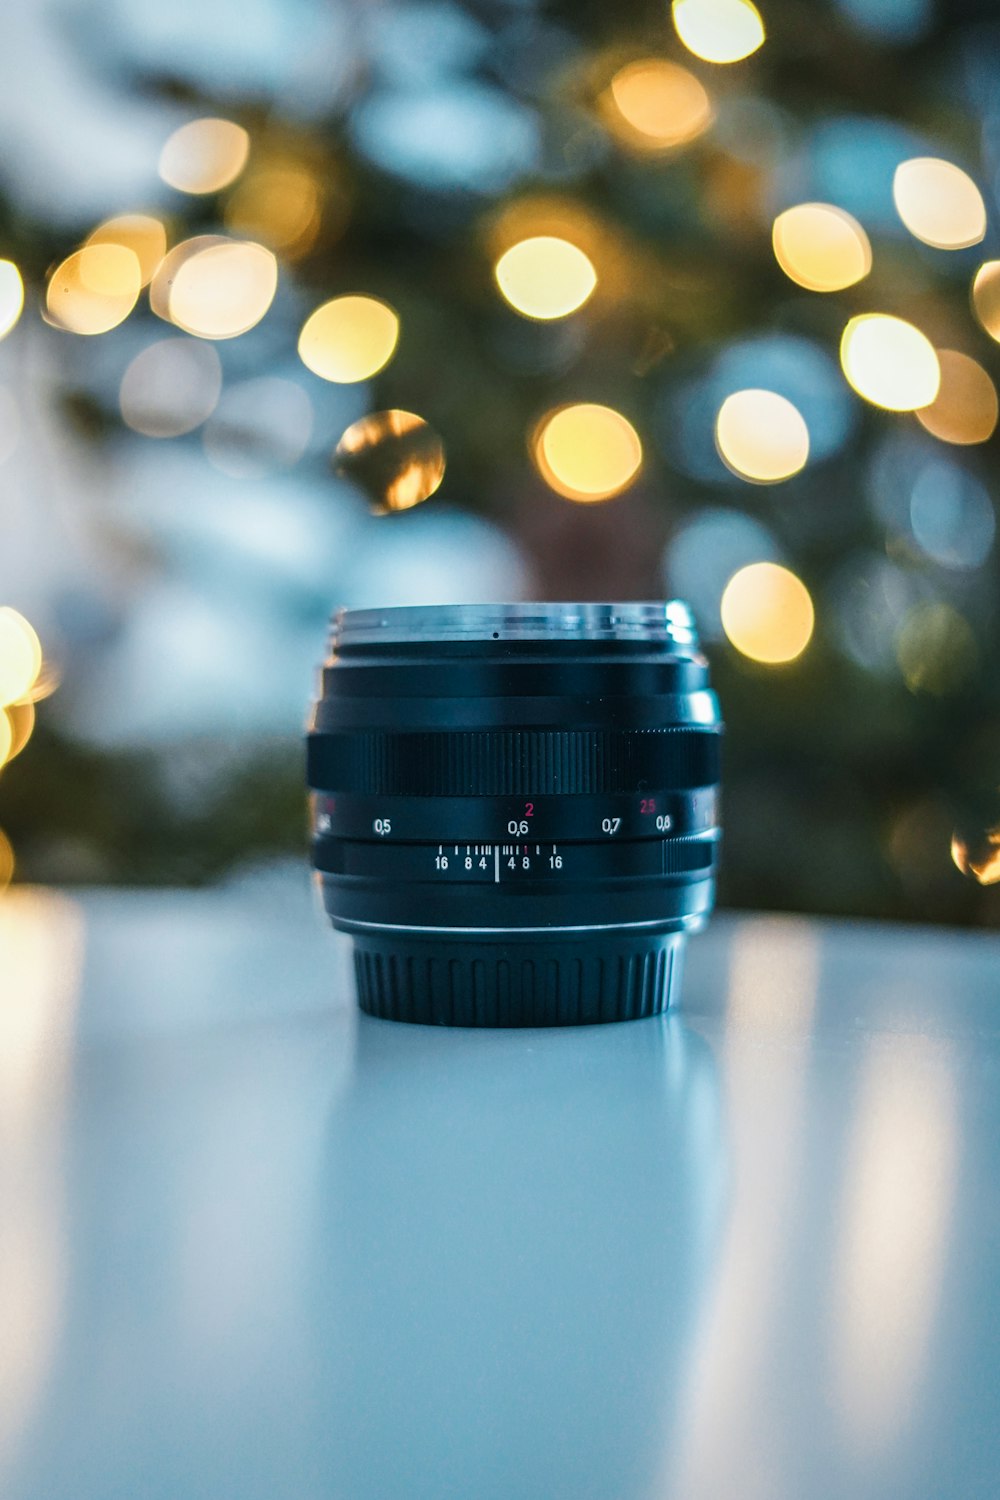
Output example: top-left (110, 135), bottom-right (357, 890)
top-left (2, 0), bottom-right (1000, 923)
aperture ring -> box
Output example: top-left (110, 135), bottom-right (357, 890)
top-left (307, 726), bottom-right (721, 797)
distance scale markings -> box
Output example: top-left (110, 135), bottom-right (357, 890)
top-left (433, 843), bottom-right (563, 883)
top-left (310, 788), bottom-right (718, 843)
top-left (312, 833), bottom-right (717, 882)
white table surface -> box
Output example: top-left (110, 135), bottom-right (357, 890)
top-left (1, 876), bottom-right (998, 1500)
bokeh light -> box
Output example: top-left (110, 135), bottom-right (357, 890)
top-left (672, 0), bottom-right (765, 63)
top-left (840, 314), bottom-right (940, 411)
top-left (892, 158), bottom-right (986, 250)
top-left (46, 245), bottom-right (141, 335)
top-left (27, 661), bottom-right (59, 703)
top-left (335, 410), bottom-right (445, 512)
top-left (86, 215), bottom-right (167, 287)
top-left (167, 240), bottom-right (277, 340)
top-left (771, 203), bottom-right (871, 292)
top-left (298, 295), bottom-right (400, 383)
top-left (721, 562), bottom-right (814, 663)
top-left (494, 236), bottom-right (597, 320)
top-left (830, 554), bottom-right (924, 675)
top-left (915, 350), bottom-right (998, 446)
top-left (225, 163), bottom-right (322, 256)
top-left (971, 260), bottom-right (1000, 342)
top-left (909, 460), bottom-right (995, 570)
top-left (0, 261), bottom-right (25, 342)
top-left (159, 118), bottom-right (250, 195)
top-left (715, 388), bottom-right (810, 482)
top-left (533, 403), bottom-right (642, 501)
top-left (663, 507), bottom-right (780, 640)
top-left (119, 338), bottom-right (223, 438)
top-left (4, 699), bottom-right (35, 763)
top-left (0, 713), bottom-right (11, 771)
top-left (149, 235), bottom-right (225, 321)
top-left (951, 828), bottom-right (1000, 885)
top-left (601, 59), bottom-right (713, 152)
top-left (896, 602), bottom-right (976, 694)
top-left (0, 609), bottom-right (42, 708)
top-left (0, 828), bottom-right (12, 891)
top-left (204, 378), bottom-right (313, 478)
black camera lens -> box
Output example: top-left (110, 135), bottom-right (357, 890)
top-left (307, 602), bottom-right (722, 1027)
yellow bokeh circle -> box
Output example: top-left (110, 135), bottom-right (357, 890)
top-left (840, 314), bottom-right (940, 411)
top-left (159, 118), bottom-right (250, 195)
top-left (533, 404), bottom-right (642, 501)
top-left (46, 245), bottom-right (142, 335)
top-left (494, 237), bottom-right (597, 320)
top-left (771, 203), bottom-right (871, 293)
top-left (915, 350), bottom-right (998, 446)
top-left (0, 261), bottom-right (25, 342)
top-left (603, 59), bottom-right (713, 151)
top-left (721, 562), bottom-right (814, 664)
top-left (893, 158), bottom-right (986, 250)
top-left (0, 608), bottom-right (42, 708)
top-left (298, 295), bottom-right (400, 383)
top-left (715, 389), bottom-right (810, 482)
top-left (672, 0), bottom-right (765, 64)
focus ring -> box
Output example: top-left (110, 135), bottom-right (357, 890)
top-left (307, 726), bottom-right (720, 797)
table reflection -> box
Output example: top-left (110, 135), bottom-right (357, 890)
top-left (313, 1010), bottom-right (725, 1500)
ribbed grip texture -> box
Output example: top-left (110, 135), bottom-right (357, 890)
top-left (351, 933), bottom-right (684, 1027)
top-left (308, 727), bottom-right (719, 796)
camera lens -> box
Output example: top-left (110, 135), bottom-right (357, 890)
top-left (307, 602), bottom-right (722, 1027)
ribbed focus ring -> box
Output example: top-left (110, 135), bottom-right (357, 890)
top-left (307, 727), bottom-right (720, 797)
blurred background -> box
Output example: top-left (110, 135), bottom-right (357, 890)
top-left (1, 0), bottom-right (1000, 923)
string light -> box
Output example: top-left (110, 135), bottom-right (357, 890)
top-left (893, 159), bottom-right (986, 250)
top-left (533, 404), bottom-right (642, 501)
top-left (915, 351), bottom-right (998, 446)
top-left (494, 237), bottom-right (597, 320)
top-left (715, 389), bottom-right (810, 482)
top-left (601, 59), bottom-right (713, 152)
top-left (159, 118), bottom-right (250, 195)
top-left (671, 0), bottom-right (765, 64)
top-left (298, 295), bottom-right (399, 382)
top-left (721, 562), bottom-right (814, 663)
top-left (840, 314), bottom-right (940, 411)
top-left (772, 203), bottom-right (871, 292)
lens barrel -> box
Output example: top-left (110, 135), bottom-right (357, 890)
top-left (307, 603), bottom-right (722, 1026)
